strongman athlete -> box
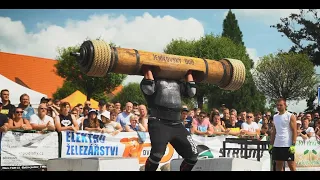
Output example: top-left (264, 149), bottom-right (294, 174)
top-left (269, 98), bottom-right (297, 171)
top-left (140, 66), bottom-right (198, 171)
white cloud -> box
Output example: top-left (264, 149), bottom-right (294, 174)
top-left (246, 48), bottom-right (259, 62)
top-left (0, 12), bottom-right (205, 85)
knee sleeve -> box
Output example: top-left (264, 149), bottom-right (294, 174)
top-left (184, 154), bottom-right (198, 165)
top-left (145, 152), bottom-right (164, 171)
top-left (180, 154), bottom-right (198, 171)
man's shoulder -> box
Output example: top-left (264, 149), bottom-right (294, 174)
top-left (45, 115), bottom-right (54, 120)
top-left (30, 113), bottom-right (38, 118)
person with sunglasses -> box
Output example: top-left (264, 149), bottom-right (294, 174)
top-left (240, 112), bottom-right (260, 139)
top-left (7, 107), bottom-right (32, 131)
top-left (30, 103), bottom-right (55, 132)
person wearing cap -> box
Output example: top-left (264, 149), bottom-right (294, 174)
top-left (97, 99), bottom-right (109, 120)
top-left (0, 89), bottom-right (16, 119)
top-left (83, 109), bottom-right (104, 132)
top-left (100, 111), bottom-right (122, 135)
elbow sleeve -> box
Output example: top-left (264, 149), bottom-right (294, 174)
top-left (141, 79), bottom-right (156, 95)
top-left (186, 81), bottom-right (196, 97)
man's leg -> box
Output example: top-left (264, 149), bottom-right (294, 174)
top-left (170, 124), bottom-right (198, 171)
top-left (287, 161), bottom-right (296, 171)
top-left (273, 147), bottom-right (293, 171)
top-left (275, 161), bottom-right (285, 171)
top-left (145, 119), bottom-right (170, 171)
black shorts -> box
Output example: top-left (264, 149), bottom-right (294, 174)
top-left (272, 147), bottom-right (295, 161)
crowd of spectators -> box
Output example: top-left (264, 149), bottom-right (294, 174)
top-left (0, 89), bottom-right (319, 141)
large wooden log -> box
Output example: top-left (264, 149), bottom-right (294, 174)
top-left (72, 40), bottom-right (246, 91)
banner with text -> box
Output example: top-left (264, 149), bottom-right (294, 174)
top-left (0, 131), bottom-right (59, 170)
top-left (60, 131), bottom-right (179, 167)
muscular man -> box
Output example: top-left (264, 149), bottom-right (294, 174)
top-left (269, 98), bottom-right (297, 171)
top-left (140, 67), bottom-right (198, 171)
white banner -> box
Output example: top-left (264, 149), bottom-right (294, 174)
top-left (191, 135), bottom-right (271, 171)
top-left (60, 131), bottom-right (179, 168)
top-left (0, 131), bottom-right (59, 170)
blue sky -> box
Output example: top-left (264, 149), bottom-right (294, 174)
top-left (0, 9), bottom-right (315, 112)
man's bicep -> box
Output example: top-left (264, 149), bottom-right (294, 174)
top-left (140, 79), bottom-right (156, 95)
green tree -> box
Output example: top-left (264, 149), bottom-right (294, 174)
top-left (112, 83), bottom-right (146, 107)
top-left (222, 9), bottom-right (254, 68)
top-left (222, 9), bottom-right (244, 46)
top-left (253, 52), bottom-right (318, 101)
top-left (164, 34), bottom-right (266, 112)
top-left (54, 40), bottom-right (126, 100)
top-left (271, 9), bottom-right (320, 110)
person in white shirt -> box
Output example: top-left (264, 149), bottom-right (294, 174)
top-left (101, 110), bottom-right (122, 136)
top-left (269, 98), bottom-right (297, 171)
top-left (240, 112), bottom-right (260, 138)
top-left (300, 118), bottom-right (315, 139)
top-left (29, 103), bottom-right (55, 131)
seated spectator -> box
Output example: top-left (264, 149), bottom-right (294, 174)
top-left (225, 114), bottom-right (240, 136)
top-left (18, 93), bottom-right (35, 121)
top-left (240, 112), bottom-right (260, 138)
top-left (0, 102), bottom-right (9, 134)
top-left (29, 103), bottom-right (55, 131)
top-left (83, 109), bottom-right (104, 132)
top-left (138, 104), bottom-right (148, 131)
top-left (210, 114), bottom-right (228, 135)
top-left (300, 118), bottom-right (314, 139)
top-left (100, 111), bottom-right (122, 135)
top-left (125, 115), bottom-right (146, 132)
top-left (7, 107), bottom-right (32, 131)
top-left (191, 111), bottom-right (212, 136)
top-left (54, 102), bottom-right (79, 132)
top-left (116, 102), bottom-right (133, 130)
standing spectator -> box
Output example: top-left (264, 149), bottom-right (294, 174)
top-left (83, 109), bottom-right (103, 132)
top-left (125, 115), bottom-right (146, 132)
top-left (54, 99), bottom-right (61, 107)
top-left (230, 109), bottom-right (237, 117)
top-left (132, 102), bottom-right (139, 112)
top-left (97, 100), bottom-right (108, 120)
top-left (7, 107), bottom-right (32, 131)
top-left (225, 114), bottom-right (241, 136)
top-left (101, 111), bottom-right (122, 135)
top-left (255, 112), bottom-right (263, 125)
top-left (54, 102), bottom-right (79, 132)
top-left (236, 111), bottom-right (246, 128)
top-left (0, 89), bottom-right (16, 119)
top-left (181, 108), bottom-right (192, 132)
top-left (18, 93), bottom-right (35, 121)
top-left (241, 112), bottom-right (260, 138)
top-left (300, 118), bottom-right (314, 139)
top-left (138, 104), bottom-right (148, 131)
top-left (29, 103), bottom-right (55, 131)
top-left (109, 109), bottom-right (118, 122)
top-left (114, 101), bottom-right (121, 111)
top-left (75, 103), bottom-right (84, 117)
top-left (116, 102), bottom-right (133, 130)
top-left (84, 101), bottom-right (91, 108)
top-left (221, 108), bottom-right (230, 126)
top-left (210, 113), bottom-right (228, 135)
top-left (0, 102), bottom-right (9, 141)
top-left (191, 111), bottom-right (212, 136)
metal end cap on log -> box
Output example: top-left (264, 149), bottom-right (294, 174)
top-left (73, 40), bottom-right (112, 77)
top-left (219, 58), bottom-right (246, 91)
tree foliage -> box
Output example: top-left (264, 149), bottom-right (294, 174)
top-left (53, 81), bottom-right (80, 100)
top-left (271, 9), bottom-right (320, 111)
top-left (112, 83), bottom-right (146, 107)
top-left (54, 41), bottom-right (126, 100)
top-left (254, 52), bottom-right (318, 101)
top-left (164, 34), bottom-right (266, 113)
top-left (271, 9), bottom-right (320, 65)
top-left (222, 9), bottom-right (244, 46)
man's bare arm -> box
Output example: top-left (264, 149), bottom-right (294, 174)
top-left (290, 115), bottom-right (297, 145)
top-left (270, 124), bottom-right (276, 145)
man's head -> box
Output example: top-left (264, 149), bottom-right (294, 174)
top-left (314, 112), bottom-right (319, 119)
top-left (114, 101), bottom-right (121, 110)
top-left (223, 108), bottom-right (230, 120)
top-left (304, 113), bottom-right (312, 121)
top-left (212, 114), bottom-right (220, 124)
top-left (230, 109), bottom-right (237, 117)
top-left (255, 112), bottom-right (262, 121)
top-left (54, 99), bottom-right (61, 107)
top-left (20, 94), bottom-right (30, 106)
top-left (75, 103), bottom-right (83, 114)
top-left (230, 114), bottom-right (236, 124)
top-left (240, 111), bottom-right (246, 121)
top-left (1, 89), bottom-right (9, 102)
top-left (84, 101), bottom-right (91, 108)
top-left (246, 112), bottom-right (254, 124)
top-left (98, 100), bottom-right (107, 111)
top-left (302, 118), bottom-right (310, 128)
top-left (181, 108), bottom-right (189, 120)
top-left (40, 97), bottom-right (51, 104)
top-left (60, 102), bottom-right (71, 115)
top-left (197, 111), bottom-right (207, 121)
top-left (133, 102), bottom-right (139, 110)
top-left (276, 98), bottom-right (287, 113)
top-left (125, 102), bottom-right (133, 113)
top-left (38, 103), bottom-right (48, 117)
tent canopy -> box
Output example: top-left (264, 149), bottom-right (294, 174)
top-left (0, 74), bottom-right (47, 107)
top-left (61, 90), bottom-right (99, 109)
